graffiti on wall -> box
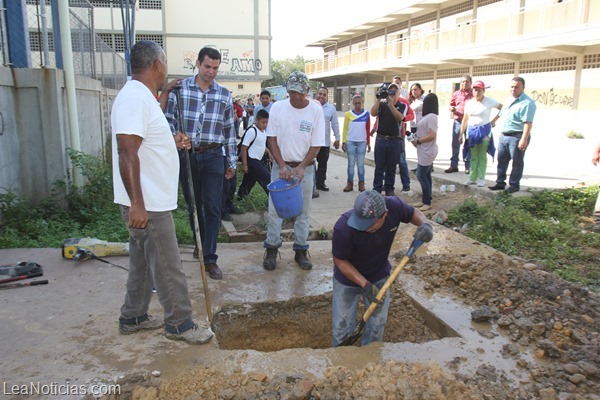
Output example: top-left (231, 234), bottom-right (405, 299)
top-left (182, 46), bottom-right (263, 76)
top-left (530, 88), bottom-right (573, 108)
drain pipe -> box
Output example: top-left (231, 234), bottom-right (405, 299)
top-left (57, 1), bottom-right (82, 185)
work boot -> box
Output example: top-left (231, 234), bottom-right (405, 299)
top-left (358, 181), bottom-right (366, 192)
top-left (294, 250), bottom-right (312, 270)
top-left (165, 322), bottom-right (213, 345)
top-left (263, 248), bottom-right (279, 271)
top-left (343, 181), bottom-right (353, 192)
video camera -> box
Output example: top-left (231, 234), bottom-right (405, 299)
top-left (376, 83), bottom-right (397, 99)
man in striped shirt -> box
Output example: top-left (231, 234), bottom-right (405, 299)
top-left (164, 47), bottom-right (237, 280)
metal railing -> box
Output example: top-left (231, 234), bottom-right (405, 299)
top-left (1, 0), bottom-right (126, 90)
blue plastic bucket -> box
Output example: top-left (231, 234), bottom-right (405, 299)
top-left (267, 178), bottom-right (303, 219)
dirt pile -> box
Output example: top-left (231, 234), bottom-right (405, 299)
top-left (99, 361), bottom-right (483, 400)
top-left (406, 253), bottom-right (600, 399)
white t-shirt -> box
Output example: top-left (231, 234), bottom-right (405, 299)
top-left (242, 125), bottom-right (267, 160)
top-left (415, 113), bottom-right (439, 166)
top-left (464, 96), bottom-right (499, 127)
top-left (111, 80), bottom-right (179, 211)
top-left (409, 97), bottom-right (424, 128)
top-left (266, 98), bottom-right (325, 162)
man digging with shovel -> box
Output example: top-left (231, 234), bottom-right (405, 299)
top-left (331, 191), bottom-right (433, 347)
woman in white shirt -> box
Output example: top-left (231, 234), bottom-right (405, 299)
top-left (460, 80), bottom-right (503, 187)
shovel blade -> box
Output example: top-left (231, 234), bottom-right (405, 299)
top-left (335, 320), bottom-right (366, 347)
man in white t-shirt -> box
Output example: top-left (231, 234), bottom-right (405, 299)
top-left (263, 71), bottom-right (325, 271)
top-left (111, 40), bottom-right (212, 345)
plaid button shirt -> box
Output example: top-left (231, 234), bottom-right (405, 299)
top-left (165, 76), bottom-right (237, 169)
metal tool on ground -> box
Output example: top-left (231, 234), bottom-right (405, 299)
top-left (0, 280), bottom-right (49, 289)
top-left (73, 248), bottom-right (129, 272)
top-left (0, 261), bottom-right (43, 283)
top-left (336, 238), bottom-right (424, 347)
top-left (173, 84), bottom-right (213, 323)
top-left (62, 238), bottom-right (129, 259)
top-left (0, 273), bottom-right (43, 285)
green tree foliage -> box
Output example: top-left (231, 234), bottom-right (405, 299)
top-left (261, 56), bottom-right (320, 91)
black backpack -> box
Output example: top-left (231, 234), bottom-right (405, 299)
top-left (237, 125), bottom-right (259, 158)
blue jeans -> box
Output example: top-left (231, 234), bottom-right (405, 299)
top-left (264, 163), bottom-right (315, 251)
top-left (331, 276), bottom-right (391, 347)
top-left (416, 164), bottom-right (433, 205)
top-left (398, 138), bottom-right (411, 191)
top-left (496, 134), bottom-right (529, 189)
top-left (179, 148), bottom-right (224, 264)
top-left (238, 157), bottom-right (270, 198)
top-left (373, 136), bottom-right (401, 193)
top-left (346, 141), bottom-right (367, 182)
top-left (451, 120), bottom-right (470, 169)
top-left (119, 206), bottom-right (194, 334)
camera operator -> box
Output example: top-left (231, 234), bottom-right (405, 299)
top-left (370, 82), bottom-right (414, 196)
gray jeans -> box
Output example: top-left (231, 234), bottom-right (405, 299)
top-left (119, 206), bottom-right (194, 334)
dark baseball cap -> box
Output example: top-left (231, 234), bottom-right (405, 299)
top-left (347, 191), bottom-right (387, 231)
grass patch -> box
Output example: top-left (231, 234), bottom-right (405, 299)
top-left (0, 151), bottom-right (269, 248)
top-left (447, 187), bottom-right (600, 287)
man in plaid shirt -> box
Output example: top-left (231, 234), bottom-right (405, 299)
top-left (164, 46), bottom-right (237, 280)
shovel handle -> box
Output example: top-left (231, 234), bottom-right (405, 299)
top-left (360, 238), bottom-right (423, 323)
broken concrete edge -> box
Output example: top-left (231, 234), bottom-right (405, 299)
top-left (222, 221), bottom-right (330, 244)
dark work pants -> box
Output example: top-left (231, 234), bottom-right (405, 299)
top-left (316, 146), bottom-right (330, 187)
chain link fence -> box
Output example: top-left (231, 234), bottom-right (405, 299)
top-left (1, 0), bottom-right (126, 90)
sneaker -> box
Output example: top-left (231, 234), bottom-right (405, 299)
top-left (420, 204), bottom-right (432, 211)
top-left (445, 167), bottom-right (459, 173)
top-left (316, 184), bottom-right (329, 191)
top-left (507, 186), bottom-right (520, 193)
top-left (401, 189), bottom-right (414, 197)
top-left (119, 314), bottom-right (164, 335)
top-left (294, 250), bottom-right (313, 270)
top-left (464, 168), bottom-right (470, 174)
top-left (489, 184), bottom-right (506, 191)
top-left (476, 179), bottom-right (486, 187)
top-left (165, 323), bottom-right (213, 345)
top-left (463, 180), bottom-right (475, 186)
top-left (312, 190), bottom-right (320, 199)
top-left (263, 248), bottom-right (279, 270)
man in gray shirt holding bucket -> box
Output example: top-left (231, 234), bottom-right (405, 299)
top-left (263, 71), bottom-right (325, 271)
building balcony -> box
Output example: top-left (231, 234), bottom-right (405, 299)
top-left (306, 0), bottom-right (600, 79)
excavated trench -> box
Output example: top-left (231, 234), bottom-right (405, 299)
top-left (211, 289), bottom-right (460, 352)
